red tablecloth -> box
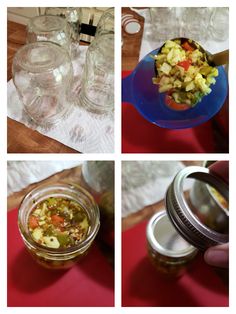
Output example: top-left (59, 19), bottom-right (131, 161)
top-left (122, 71), bottom-right (217, 153)
top-left (122, 219), bottom-right (229, 307)
top-left (8, 208), bottom-right (114, 307)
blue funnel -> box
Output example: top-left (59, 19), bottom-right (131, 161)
top-left (122, 48), bottom-right (228, 129)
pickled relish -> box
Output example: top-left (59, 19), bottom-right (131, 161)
top-left (28, 197), bottom-right (90, 249)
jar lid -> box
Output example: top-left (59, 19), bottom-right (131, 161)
top-left (146, 210), bottom-right (197, 258)
top-left (165, 166), bottom-right (229, 250)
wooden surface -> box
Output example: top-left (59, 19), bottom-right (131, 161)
top-left (122, 8), bottom-right (145, 71)
top-left (7, 20), bottom-right (79, 153)
top-left (7, 166), bottom-right (83, 210)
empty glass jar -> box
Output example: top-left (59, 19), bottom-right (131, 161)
top-left (81, 161), bottom-right (114, 194)
top-left (95, 7), bottom-right (114, 37)
top-left (27, 15), bottom-right (71, 54)
top-left (210, 8), bottom-right (229, 41)
top-left (181, 7), bottom-right (212, 43)
top-left (45, 7), bottom-right (82, 42)
top-left (79, 34), bottom-right (114, 114)
top-left (12, 41), bottom-right (73, 127)
top-left (149, 7), bottom-right (179, 41)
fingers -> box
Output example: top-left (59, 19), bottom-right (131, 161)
top-left (204, 243), bottom-right (229, 268)
top-left (209, 161), bottom-right (229, 184)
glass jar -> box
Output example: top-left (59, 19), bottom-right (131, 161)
top-left (147, 210), bottom-right (198, 277)
top-left (209, 8), bottom-right (229, 41)
top-left (81, 161), bottom-right (114, 247)
top-left (95, 8), bottom-right (114, 37)
top-left (78, 34), bottom-right (114, 114)
top-left (12, 41), bottom-right (73, 128)
top-left (45, 7), bottom-right (82, 42)
top-left (181, 7), bottom-right (213, 43)
top-left (27, 15), bottom-right (71, 54)
top-left (81, 161), bottom-right (114, 194)
top-left (149, 7), bottom-right (179, 41)
top-left (18, 183), bottom-right (100, 269)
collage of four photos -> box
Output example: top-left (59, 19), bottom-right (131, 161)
top-left (5, 1), bottom-right (232, 310)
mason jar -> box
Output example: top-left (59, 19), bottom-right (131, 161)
top-left (147, 210), bottom-right (198, 277)
top-left (81, 161), bottom-right (114, 247)
top-left (27, 15), bottom-right (72, 54)
top-left (95, 8), bottom-right (114, 37)
top-left (79, 34), bottom-right (114, 114)
top-left (18, 183), bottom-right (100, 269)
top-left (12, 41), bottom-right (73, 128)
top-left (45, 7), bottom-right (82, 42)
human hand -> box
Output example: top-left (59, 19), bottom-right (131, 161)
top-left (204, 243), bottom-right (229, 268)
top-left (204, 161), bottom-right (229, 268)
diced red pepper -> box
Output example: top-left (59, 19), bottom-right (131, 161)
top-left (165, 95), bottom-right (190, 111)
top-left (51, 215), bottom-right (64, 226)
top-left (182, 41), bottom-right (195, 52)
top-left (29, 215), bottom-right (39, 229)
top-left (177, 59), bottom-right (191, 71)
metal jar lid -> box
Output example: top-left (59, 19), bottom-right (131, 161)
top-left (165, 166), bottom-right (229, 251)
top-left (147, 210), bottom-right (197, 258)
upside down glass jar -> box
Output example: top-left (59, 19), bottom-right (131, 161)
top-left (78, 34), bottom-right (114, 114)
top-left (18, 183), bottom-right (100, 269)
top-left (45, 7), bottom-right (82, 42)
top-left (27, 15), bottom-right (72, 54)
top-left (95, 7), bottom-right (114, 37)
top-left (12, 41), bottom-right (73, 128)
top-left (146, 166), bottom-right (229, 277)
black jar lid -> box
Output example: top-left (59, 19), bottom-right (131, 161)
top-left (165, 166), bottom-right (229, 251)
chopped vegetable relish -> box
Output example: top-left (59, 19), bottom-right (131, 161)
top-left (152, 39), bottom-right (219, 107)
top-left (28, 197), bottom-right (90, 249)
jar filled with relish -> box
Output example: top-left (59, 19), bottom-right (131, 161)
top-left (18, 183), bottom-right (100, 269)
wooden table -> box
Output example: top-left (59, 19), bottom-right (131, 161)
top-left (122, 8), bottom-right (145, 71)
top-left (7, 21), bottom-right (78, 153)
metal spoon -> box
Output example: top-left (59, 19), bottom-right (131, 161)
top-left (157, 38), bottom-right (229, 66)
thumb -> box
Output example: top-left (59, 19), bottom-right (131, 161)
top-left (204, 243), bottom-right (229, 268)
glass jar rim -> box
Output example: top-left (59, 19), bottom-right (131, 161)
top-left (18, 182), bottom-right (100, 256)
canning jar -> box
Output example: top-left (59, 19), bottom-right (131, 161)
top-left (27, 15), bottom-right (71, 54)
top-left (18, 183), bottom-right (100, 269)
top-left (149, 7), bottom-right (179, 41)
top-left (45, 7), bottom-right (82, 42)
top-left (81, 161), bottom-right (114, 247)
top-left (210, 8), bottom-right (229, 41)
top-left (181, 7), bottom-right (213, 43)
top-left (95, 8), bottom-right (114, 37)
top-left (79, 34), bottom-right (114, 114)
top-left (147, 210), bottom-right (198, 277)
top-left (81, 161), bottom-right (114, 194)
top-left (12, 41), bottom-right (73, 128)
